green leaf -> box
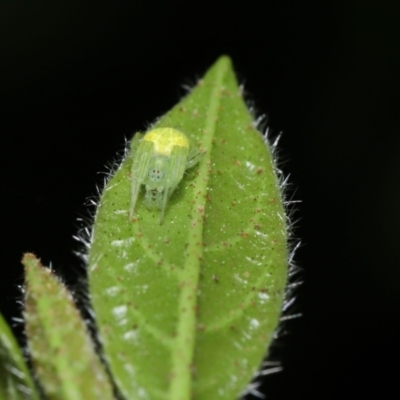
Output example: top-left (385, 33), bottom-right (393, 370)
top-left (0, 313), bottom-right (40, 400)
top-left (22, 253), bottom-right (114, 400)
top-left (88, 56), bottom-right (288, 400)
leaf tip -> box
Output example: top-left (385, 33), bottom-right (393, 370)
top-left (21, 252), bottom-right (42, 270)
top-left (214, 54), bottom-right (233, 69)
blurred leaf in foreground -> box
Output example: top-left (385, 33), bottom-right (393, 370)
top-left (0, 313), bottom-right (39, 400)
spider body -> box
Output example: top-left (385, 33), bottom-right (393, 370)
top-left (129, 127), bottom-right (203, 222)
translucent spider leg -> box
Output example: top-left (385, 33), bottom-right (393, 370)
top-left (129, 138), bottom-right (154, 219)
top-left (186, 146), bottom-right (205, 169)
top-left (159, 145), bottom-right (188, 223)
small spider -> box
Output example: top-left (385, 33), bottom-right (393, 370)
top-left (129, 127), bottom-right (204, 223)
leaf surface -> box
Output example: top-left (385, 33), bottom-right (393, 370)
top-left (88, 56), bottom-right (288, 400)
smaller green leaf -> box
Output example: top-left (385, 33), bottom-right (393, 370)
top-left (22, 253), bottom-right (114, 400)
top-left (0, 313), bottom-right (40, 400)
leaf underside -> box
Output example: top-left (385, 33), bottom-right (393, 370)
top-left (0, 313), bottom-right (40, 400)
top-left (23, 254), bottom-right (114, 400)
top-left (88, 56), bottom-right (288, 400)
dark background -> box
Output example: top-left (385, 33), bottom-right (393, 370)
top-left (1, 1), bottom-right (399, 399)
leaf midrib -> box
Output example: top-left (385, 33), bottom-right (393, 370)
top-left (168, 57), bottom-right (230, 400)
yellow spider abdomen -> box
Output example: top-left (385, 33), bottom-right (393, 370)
top-left (143, 127), bottom-right (189, 156)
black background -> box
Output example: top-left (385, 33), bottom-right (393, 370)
top-left (1, 1), bottom-right (400, 399)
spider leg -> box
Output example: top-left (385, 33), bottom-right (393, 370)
top-left (129, 139), bottom-right (154, 220)
top-left (130, 132), bottom-right (144, 154)
top-left (186, 147), bottom-right (205, 169)
top-left (159, 145), bottom-right (188, 223)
